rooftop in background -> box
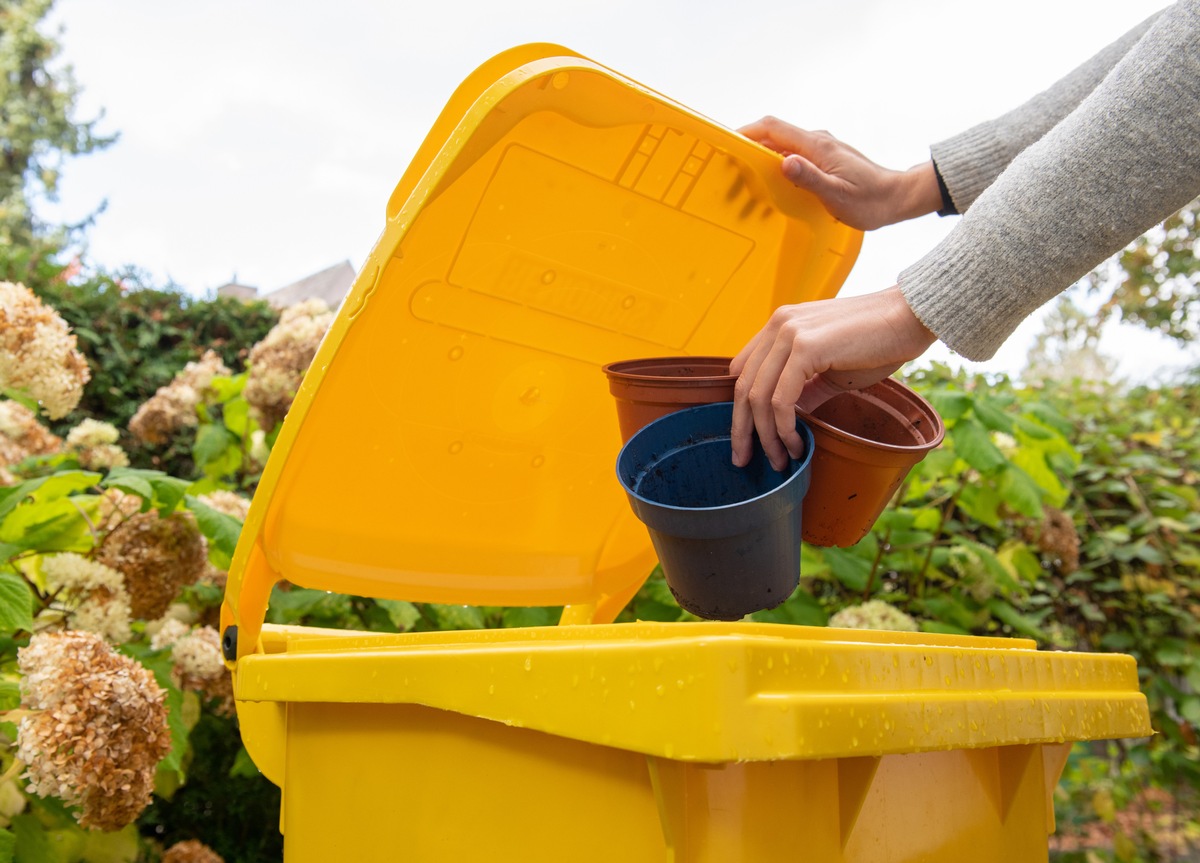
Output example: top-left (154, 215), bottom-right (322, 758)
top-left (216, 261), bottom-right (356, 309)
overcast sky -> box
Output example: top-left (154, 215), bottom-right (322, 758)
top-left (43, 0), bottom-right (1195, 381)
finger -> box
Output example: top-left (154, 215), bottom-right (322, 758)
top-left (748, 335), bottom-right (796, 472)
top-left (738, 117), bottom-right (818, 156)
top-left (730, 340), bottom-right (769, 467)
top-left (781, 154), bottom-right (841, 198)
top-left (772, 352), bottom-right (819, 461)
top-left (795, 374), bottom-right (845, 414)
top-left (729, 329), bottom-right (762, 377)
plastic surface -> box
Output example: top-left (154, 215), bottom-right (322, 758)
top-left (220, 43), bottom-right (1153, 863)
top-left (617, 403), bottom-right (814, 619)
top-left (800, 377), bottom-right (945, 547)
top-left (235, 620), bottom-right (1151, 862)
top-left (603, 356), bottom-right (736, 443)
top-left (220, 43), bottom-right (862, 650)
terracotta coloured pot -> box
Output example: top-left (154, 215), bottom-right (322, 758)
top-left (617, 402), bottom-right (815, 620)
top-left (798, 378), bottom-right (944, 548)
top-left (602, 357), bottom-right (737, 443)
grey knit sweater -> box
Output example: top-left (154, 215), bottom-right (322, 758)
top-left (898, 0), bottom-right (1200, 360)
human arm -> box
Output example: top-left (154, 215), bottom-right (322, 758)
top-left (934, 8), bottom-right (1163, 213)
top-left (732, 1), bottom-right (1199, 468)
top-left (903, 0), bottom-right (1200, 360)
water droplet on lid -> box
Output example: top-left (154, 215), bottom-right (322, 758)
top-left (448, 346), bottom-right (464, 361)
top-left (448, 441), bottom-right (463, 455)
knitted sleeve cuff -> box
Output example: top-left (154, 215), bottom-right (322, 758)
top-left (932, 160), bottom-right (957, 217)
top-left (929, 124), bottom-right (1013, 214)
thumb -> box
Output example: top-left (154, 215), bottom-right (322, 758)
top-left (781, 153), bottom-right (836, 197)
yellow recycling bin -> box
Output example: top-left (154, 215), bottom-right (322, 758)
top-left (220, 44), bottom-right (1152, 863)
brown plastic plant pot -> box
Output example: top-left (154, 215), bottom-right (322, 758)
top-left (602, 356), bottom-right (737, 443)
top-left (797, 377), bottom-right (945, 548)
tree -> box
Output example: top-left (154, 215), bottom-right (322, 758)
top-left (0, 0), bottom-right (114, 280)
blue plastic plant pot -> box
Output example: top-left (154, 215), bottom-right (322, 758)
top-left (617, 402), bottom-right (815, 620)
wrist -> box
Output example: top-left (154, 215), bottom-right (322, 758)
top-left (891, 161), bottom-right (945, 223)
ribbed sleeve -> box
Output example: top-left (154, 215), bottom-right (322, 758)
top-left (932, 10), bottom-right (1161, 214)
top-left (900, 0), bottom-right (1200, 361)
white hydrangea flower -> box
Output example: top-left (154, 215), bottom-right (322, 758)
top-left (64, 418), bottom-right (129, 470)
top-left (828, 600), bottom-right (920, 633)
top-left (41, 553), bottom-right (133, 643)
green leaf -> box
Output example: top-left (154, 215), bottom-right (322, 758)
top-left (1009, 449), bottom-right (1068, 507)
top-left (927, 390), bottom-right (972, 421)
top-left (1023, 401), bottom-right (1075, 437)
top-left (951, 417), bottom-right (1006, 474)
top-left (426, 604), bottom-right (487, 630)
top-left (987, 598), bottom-right (1046, 640)
top-left (119, 644), bottom-right (190, 777)
top-left (919, 594), bottom-right (980, 631)
top-left (972, 397), bottom-right (1015, 433)
top-left (920, 620), bottom-right (970, 636)
top-left (750, 588), bottom-right (827, 626)
top-left (1154, 638), bottom-right (1190, 667)
top-left (103, 468), bottom-right (189, 514)
top-left (0, 471), bottom-right (101, 523)
top-left (823, 547), bottom-right (872, 592)
top-left (75, 825), bottom-right (139, 863)
top-left (997, 464), bottom-right (1044, 518)
top-left (100, 472), bottom-right (154, 505)
top-left (0, 827), bottom-right (12, 863)
top-left (230, 745), bottom-right (262, 779)
top-left (997, 541), bottom-right (1044, 584)
top-left (265, 586), bottom-right (329, 623)
top-left (209, 374), bottom-right (247, 404)
top-left (0, 571), bottom-right (34, 634)
top-left (501, 607), bottom-right (559, 628)
top-left (0, 680), bottom-right (20, 711)
top-left (185, 495), bottom-right (243, 559)
top-left (222, 394), bottom-right (252, 437)
top-left (957, 484), bottom-right (1002, 527)
top-left (376, 598), bottom-right (421, 631)
top-left (193, 423), bottom-right (234, 467)
top-left (10, 814), bottom-right (54, 863)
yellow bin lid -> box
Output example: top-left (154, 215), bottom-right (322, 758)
top-left (221, 44), bottom-right (861, 656)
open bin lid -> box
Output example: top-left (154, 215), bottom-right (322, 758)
top-left (222, 44), bottom-right (862, 656)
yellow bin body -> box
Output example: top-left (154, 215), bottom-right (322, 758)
top-left (221, 44), bottom-right (1151, 863)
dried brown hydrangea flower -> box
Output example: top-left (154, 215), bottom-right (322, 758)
top-left (0, 399), bottom-right (64, 481)
top-left (97, 511), bottom-right (208, 620)
top-left (0, 282), bottom-right (91, 419)
top-left (128, 350), bottom-right (231, 445)
top-left (243, 299), bottom-right (334, 430)
top-left (93, 487), bottom-right (144, 532)
top-left (162, 839), bottom-right (225, 863)
top-left (17, 630), bottom-right (172, 830)
top-left (1023, 506), bottom-right (1081, 573)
